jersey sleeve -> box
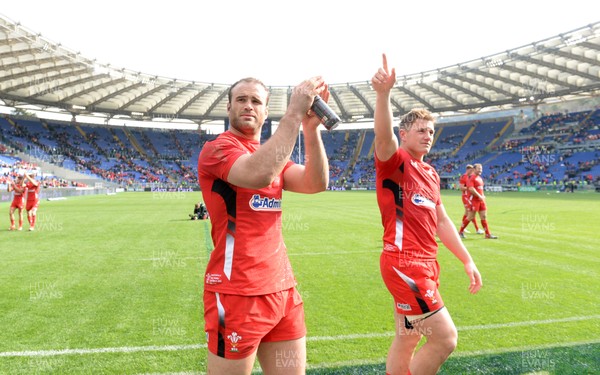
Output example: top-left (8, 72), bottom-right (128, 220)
top-left (198, 136), bottom-right (247, 181)
top-left (375, 149), bottom-right (403, 177)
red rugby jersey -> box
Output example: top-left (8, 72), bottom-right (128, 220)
top-left (198, 131), bottom-right (296, 295)
top-left (375, 148), bottom-right (441, 260)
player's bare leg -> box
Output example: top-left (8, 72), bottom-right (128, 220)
top-left (28, 207), bottom-right (37, 231)
top-left (257, 337), bottom-right (306, 375)
top-left (408, 307), bottom-right (457, 375)
top-left (207, 349), bottom-right (257, 375)
top-left (9, 206), bottom-right (15, 230)
top-left (386, 310), bottom-right (422, 375)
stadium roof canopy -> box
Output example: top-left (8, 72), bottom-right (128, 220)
top-left (1, 15), bottom-right (599, 125)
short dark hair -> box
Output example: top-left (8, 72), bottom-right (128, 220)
top-left (228, 77), bottom-right (269, 104)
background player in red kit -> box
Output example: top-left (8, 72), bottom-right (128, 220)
top-left (459, 163), bottom-right (498, 239)
top-left (371, 54), bottom-right (482, 375)
top-left (458, 164), bottom-right (482, 236)
top-left (8, 174), bottom-right (25, 231)
top-left (197, 76), bottom-right (330, 374)
top-left (23, 172), bottom-right (40, 231)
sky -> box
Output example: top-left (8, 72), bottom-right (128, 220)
top-left (2, 1), bottom-right (599, 88)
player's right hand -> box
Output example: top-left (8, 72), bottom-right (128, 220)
top-left (371, 53), bottom-right (396, 93)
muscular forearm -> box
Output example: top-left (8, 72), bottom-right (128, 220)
top-left (438, 216), bottom-right (474, 265)
top-left (299, 127), bottom-right (329, 192)
top-left (468, 187), bottom-right (483, 200)
top-left (229, 112), bottom-right (303, 188)
top-left (374, 91), bottom-right (398, 161)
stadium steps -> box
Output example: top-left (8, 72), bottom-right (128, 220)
top-left (123, 128), bottom-right (148, 159)
top-left (74, 123), bottom-right (87, 138)
top-left (367, 137), bottom-right (375, 158)
top-left (341, 130), bottom-right (364, 182)
top-left (4, 115), bottom-right (18, 129)
top-left (482, 151), bottom-right (502, 165)
top-left (110, 128), bottom-right (127, 150)
top-left (451, 124), bottom-right (476, 156)
top-left (39, 119), bottom-right (50, 131)
top-left (486, 118), bottom-right (513, 150)
top-left (432, 125), bottom-right (444, 149)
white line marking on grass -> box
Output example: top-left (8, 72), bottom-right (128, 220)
top-left (474, 244), bottom-right (598, 277)
top-left (0, 344), bottom-right (206, 358)
top-left (2, 315), bottom-right (598, 358)
top-left (132, 339), bottom-right (600, 375)
top-left (486, 234), bottom-right (600, 264)
top-left (457, 314), bottom-right (600, 331)
top-left (451, 337), bottom-right (600, 357)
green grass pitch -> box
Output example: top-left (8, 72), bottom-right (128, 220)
top-left (1, 189), bottom-right (598, 374)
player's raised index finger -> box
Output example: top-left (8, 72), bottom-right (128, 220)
top-left (382, 53), bottom-right (388, 72)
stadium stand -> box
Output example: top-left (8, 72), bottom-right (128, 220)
top-left (1, 15), bottom-right (599, 194)
top-left (2, 106), bottom-right (600, 193)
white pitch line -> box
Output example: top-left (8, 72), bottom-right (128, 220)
top-left (458, 314), bottom-right (600, 331)
top-left (132, 339), bottom-right (600, 375)
top-left (0, 344), bottom-right (205, 358)
top-left (1, 314), bottom-right (598, 358)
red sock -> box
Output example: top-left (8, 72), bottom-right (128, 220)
top-left (32, 215), bottom-right (37, 227)
top-left (10, 218), bottom-right (15, 227)
top-left (459, 217), bottom-right (470, 233)
top-left (472, 219), bottom-right (480, 231)
top-left (481, 219), bottom-right (490, 235)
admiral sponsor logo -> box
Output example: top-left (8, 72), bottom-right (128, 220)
top-left (411, 193), bottom-right (435, 209)
top-left (397, 303), bottom-right (412, 311)
top-left (384, 243), bottom-right (397, 252)
top-left (249, 194), bottom-right (282, 211)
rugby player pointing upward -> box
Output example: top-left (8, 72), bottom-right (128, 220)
top-left (371, 54), bottom-right (482, 375)
top-left (198, 77), bottom-right (330, 374)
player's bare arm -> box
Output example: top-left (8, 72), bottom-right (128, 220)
top-left (468, 186), bottom-right (484, 200)
top-left (228, 77), bottom-right (325, 189)
top-left (283, 86), bottom-right (330, 194)
top-left (372, 53), bottom-right (399, 162)
top-left (436, 204), bottom-right (483, 294)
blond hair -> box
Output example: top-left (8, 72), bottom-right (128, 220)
top-left (399, 108), bottom-right (435, 130)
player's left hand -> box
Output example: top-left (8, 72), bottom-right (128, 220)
top-left (302, 83), bottom-right (330, 131)
top-left (464, 261), bottom-right (482, 294)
